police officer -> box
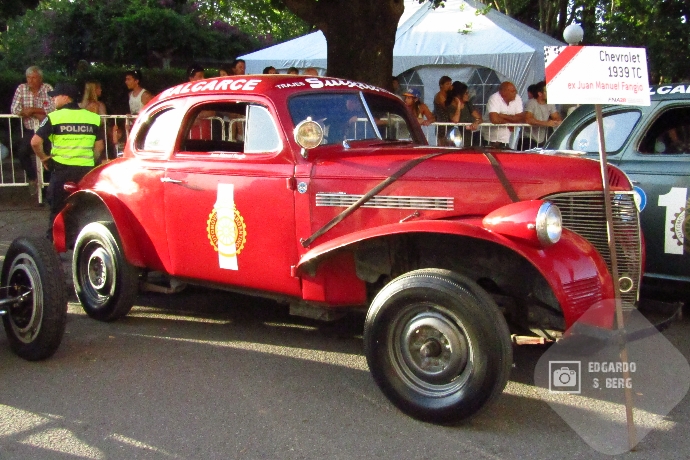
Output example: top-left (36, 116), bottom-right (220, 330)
top-left (31, 82), bottom-right (104, 239)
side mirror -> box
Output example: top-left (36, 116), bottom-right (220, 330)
top-left (294, 117), bottom-right (324, 158)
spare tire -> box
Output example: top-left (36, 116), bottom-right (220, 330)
top-left (1, 237), bottom-right (67, 360)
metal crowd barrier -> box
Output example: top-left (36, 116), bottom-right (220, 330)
top-left (102, 114), bottom-right (135, 160)
top-left (425, 122), bottom-right (554, 150)
top-left (0, 115), bottom-right (29, 189)
top-left (1, 114), bottom-right (136, 202)
top-left (2, 113), bottom-right (555, 204)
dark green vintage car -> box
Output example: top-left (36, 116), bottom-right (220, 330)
top-left (545, 83), bottom-right (690, 296)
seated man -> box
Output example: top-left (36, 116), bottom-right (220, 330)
top-left (482, 81), bottom-right (525, 148)
top-left (639, 108), bottom-right (690, 154)
top-left (524, 81), bottom-right (561, 149)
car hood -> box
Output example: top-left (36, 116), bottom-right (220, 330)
top-left (309, 145), bottom-right (628, 217)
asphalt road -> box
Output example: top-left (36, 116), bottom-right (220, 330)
top-left (1, 187), bottom-right (690, 460)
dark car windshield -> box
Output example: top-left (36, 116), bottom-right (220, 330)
top-left (288, 92), bottom-right (421, 145)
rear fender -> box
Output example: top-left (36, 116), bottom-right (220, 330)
top-left (53, 190), bottom-right (151, 268)
top-left (297, 220), bottom-right (615, 329)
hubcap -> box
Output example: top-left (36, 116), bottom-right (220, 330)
top-left (399, 311), bottom-right (469, 384)
top-left (85, 247), bottom-right (113, 294)
top-left (7, 256), bottom-right (42, 344)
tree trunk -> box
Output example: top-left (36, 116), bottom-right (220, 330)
top-left (281, 0), bottom-right (404, 89)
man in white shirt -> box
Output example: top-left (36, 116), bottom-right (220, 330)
top-left (483, 81), bottom-right (525, 147)
top-left (125, 69), bottom-right (152, 115)
top-left (113, 70), bottom-right (152, 149)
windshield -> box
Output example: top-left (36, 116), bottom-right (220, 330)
top-left (288, 92), bottom-right (422, 145)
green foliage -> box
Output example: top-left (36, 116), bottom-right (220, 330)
top-left (460, 0), bottom-right (689, 82)
top-left (0, 0), bottom-right (260, 73)
top-left (475, 4), bottom-right (492, 15)
top-left (1, 0), bottom-right (687, 85)
top-left (0, 0), bottom-right (39, 28)
top-left (601, 0), bottom-right (689, 82)
top-left (0, 68), bottom-right (24, 116)
top-left (0, 65), bottom-right (189, 116)
top-left (193, 0), bottom-right (311, 44)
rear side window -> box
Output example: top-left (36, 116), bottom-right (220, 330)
top-left (178, 102), bottom-right (281, 155)
top-left (570, 110), bottom-right (641, 153)
top-left (135, 107), bottom-right (183, 154)
top-left (638, 106), bottom-right (690, 154)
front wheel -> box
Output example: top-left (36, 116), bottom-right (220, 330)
top-left (1, 237), bottom-right (67, 360)
top-left (73, 222), bottom-right (140, 321)
top-left (364, 269), bottom-right (512, 424)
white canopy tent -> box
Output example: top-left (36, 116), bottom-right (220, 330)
top-left (240, 0), bottom-right (563, 109)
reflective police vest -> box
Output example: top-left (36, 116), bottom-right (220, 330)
top-left (47, 108), bottom-right (101, 166)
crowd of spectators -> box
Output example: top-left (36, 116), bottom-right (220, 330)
top-left (400, 75), bottom-right (562, 148)
top-left (7, 62), bottom-right (562, 192)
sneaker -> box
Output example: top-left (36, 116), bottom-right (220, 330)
top-left (28, 180), bottom-right (37, 196)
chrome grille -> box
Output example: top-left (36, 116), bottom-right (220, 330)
top-left (545, 191), bottom-right (642, 307)
top-left (316, 193), bottom-right (454, 211)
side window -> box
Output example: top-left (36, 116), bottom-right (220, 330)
top-left (569, 110), bottom-right (641, 153)
top-left (135, 107), bottom-right (183, 153)
top-left (638, 107), bottom-right (690, 154)
top-left (179, 102), bottom-right (248, 154)
top-left (244, 105), bottom-right (282, 153)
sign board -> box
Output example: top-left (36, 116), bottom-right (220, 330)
top-left (545, 46), bottom-right (650, 106)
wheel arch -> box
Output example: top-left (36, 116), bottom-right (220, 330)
top-left (297, 220), bottom-right (614, 329)
top-left (54, 190), bottom-right (148, 268)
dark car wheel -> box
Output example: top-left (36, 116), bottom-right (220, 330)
top-left (73, 222), bottom-right (140, 321)
top-left (364, 268), bottom-right (512, 424)
top-left (1, 237), bottom-right (67, 360)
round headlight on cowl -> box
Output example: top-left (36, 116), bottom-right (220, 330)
top-left (535, 201), bottom-right (562, 246)
top-left (294, 117), bottom-right (323, 152)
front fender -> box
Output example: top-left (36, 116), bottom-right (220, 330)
top-left (53, 190), bottom-right (158, 269)
top-left (297, 220), bottom-right (614, 328)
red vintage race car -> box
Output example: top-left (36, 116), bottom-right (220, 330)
top-left (53, 75), bottom-right (642, 423)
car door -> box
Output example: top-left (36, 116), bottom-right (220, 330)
top-left (617, 102), bottom-right (690, 281)
top-left (162, 98), bottom-right (301, 296)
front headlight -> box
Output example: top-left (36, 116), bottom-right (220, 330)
top-left (536, 202), bottom-right (562, 246)
top-left (482, 200), bottom-right (563, 248)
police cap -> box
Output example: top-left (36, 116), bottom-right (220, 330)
top-left (48, 83), bottom-right (80, 100)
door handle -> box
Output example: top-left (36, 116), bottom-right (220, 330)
top-left (161, 177), bottom-right (183, 184)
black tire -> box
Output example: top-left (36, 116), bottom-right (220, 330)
top-left (363, 268), bottom-right (512, 424)
top-left (1, 237), bottom-right (67, 360)
top-left (73, 222), bottom-right (140, 321)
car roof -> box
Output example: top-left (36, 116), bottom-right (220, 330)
top-left (151, 75), bottom-right (396, 106)
top-left (649, 83), bottom-right (690, 101)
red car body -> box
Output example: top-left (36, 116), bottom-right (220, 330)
top-left (52, 76), bottom-right (643, 423)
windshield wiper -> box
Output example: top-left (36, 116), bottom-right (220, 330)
top-left (370, 139), bottom-right (416, 146)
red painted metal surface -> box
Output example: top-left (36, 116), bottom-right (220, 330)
top-left (56, 75), bottom-right (639, 330)
top-left (482, 200), bottom-right (550, 247)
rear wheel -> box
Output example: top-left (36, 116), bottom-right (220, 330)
top-left (73, 222), bottom-right (140, 321)
top-left (364, 268), bottom-right (512, 424)
top-left (1, 237), bottom-right (67, 360)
